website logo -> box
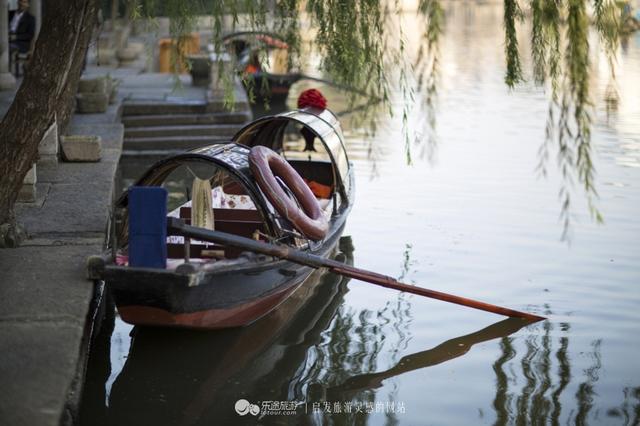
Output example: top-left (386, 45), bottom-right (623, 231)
top-left (235, 399), bottom-right (260, 416)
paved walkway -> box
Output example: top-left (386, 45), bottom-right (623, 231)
top-left (0, 38), bottom-right (250, 426)
top-left (0, 69), bottom-right (124, 426)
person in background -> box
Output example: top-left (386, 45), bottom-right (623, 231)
top-left (9, 0), bottom-right (35, 55)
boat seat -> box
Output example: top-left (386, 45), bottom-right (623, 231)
top-left (167, 187), bottom-right (256, 214)
top-left (167, 242), bottom-right (238, 260)
top-left (288, 160), bottom-right (335, 197)
top-left (177, 208), bottom-right (265, 237)
top-left (166, 207), bottom-right (266, 259)
top-left (166, 186), bottom-right (258, 247)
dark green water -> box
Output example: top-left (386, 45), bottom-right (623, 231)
top-left (80, 4), bottom-right (640, 425)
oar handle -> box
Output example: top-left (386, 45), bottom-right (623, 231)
top-left (167, 218), bottom-right (545, 322)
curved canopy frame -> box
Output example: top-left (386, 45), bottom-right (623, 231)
top-left (232, 107), bottom-right (351, 200)
top-left (115, 144), bottom-right (280, 238)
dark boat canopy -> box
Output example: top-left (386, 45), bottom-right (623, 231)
top-left (114, 108), bottom-right (352, 239)
top-left (232, 107), bottom-right (350, 194)
top-left (115, 144), bottom-right (268, 213)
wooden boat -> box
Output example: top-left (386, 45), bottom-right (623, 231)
top-left (90, 245), bottom-right (353, 425)
top-left (221, 31), bottom-right (303, 104)
top-left (91, 106), bottom-right (354, 330)
top-left (80, 239), bottom-right (353, 424)
top-left (221, 31), bottom-right (374, 107)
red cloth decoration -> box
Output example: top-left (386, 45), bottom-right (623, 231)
top-left (297, 89), bottom-right (327, 110)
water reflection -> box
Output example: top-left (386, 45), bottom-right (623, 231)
top-left (80, 240), bottom-right (537, 426)
top-left (327, 318), bottom-right (531, 396)
top-left (488, 314), bottom-right (640, 426)
top-left (80, 269), bottom-right (640, 424)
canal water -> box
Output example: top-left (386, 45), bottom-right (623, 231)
top-left (80, 4), bottom-right (640, 425)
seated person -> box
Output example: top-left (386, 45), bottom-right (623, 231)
top-left (9, 0), bottom-right (36, 56)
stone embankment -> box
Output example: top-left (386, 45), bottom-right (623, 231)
top-left (0, 39), bottom-right (251, 426)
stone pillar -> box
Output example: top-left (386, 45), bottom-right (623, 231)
top-left (111, 0), bottom-right (118, 23)
top-left (208, 51), bottom-right (233, 95)
top-left (18, 164), bottom-right (36, 203)
top-left (103, 0), bottom-right (118, 31)
top-left (19, 120), bottom-right (59, 203)
top-left (39, 119), bottom-right (58, 161)
top-left (0, 0), bottom-right (17, 90)
top-left (30, 0), bottom-right (41, 37)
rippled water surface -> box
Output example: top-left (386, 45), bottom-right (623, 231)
top-left (80, 4), bottom-right (640, 425)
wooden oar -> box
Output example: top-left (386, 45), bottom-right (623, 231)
top-left (167, 218), bottom-right (545, 322)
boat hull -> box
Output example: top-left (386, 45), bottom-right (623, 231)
top-left (105, 221), bottom-right (346, 330)
top-left (112, 266), bottom-right (309, 329)
top-left (117, 285), bottom-right (303, 329)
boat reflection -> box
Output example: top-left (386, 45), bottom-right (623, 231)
top-left (79, 236), bottom-right (537, 425)
top-left (80, 237), bottom-right (355, 425)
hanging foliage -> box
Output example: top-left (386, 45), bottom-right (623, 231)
top-left (306, 0), bottom-right (392, 111)
top-left (132, 0), bottom-right (621, 238)
top-left (415, 0), bottom-right (444, 164)
top-left (494, 0), bottom-right (620, 237)
top-left (504, 0), bottom-right (526, 86)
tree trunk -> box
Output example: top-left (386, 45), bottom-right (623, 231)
top-left (56, 2), bottom-right (100, 134)
top-left (0, 0), bottom-right (99, 227)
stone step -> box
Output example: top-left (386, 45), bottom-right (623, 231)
top-left (121, 111), bottom-right (251, 127)
top-left (206, 98), bottom-right (250, 113)
top-left (121, 98), bottom-right (249, 116)
top-left (123, 135), bottom-right (230, 151)
top-left (124, 124), bottom-right (243, 139)
top-left (121, 101), bottom-right (208, 116)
